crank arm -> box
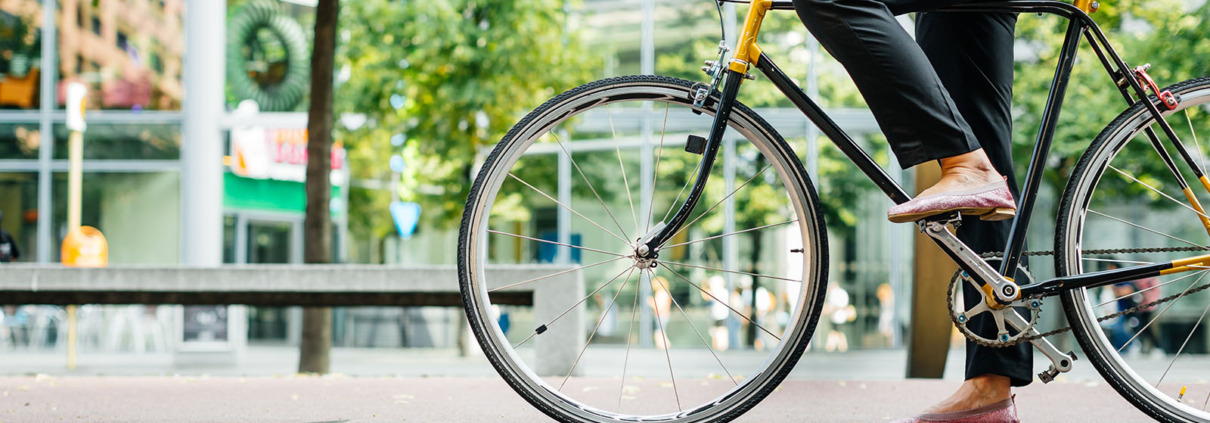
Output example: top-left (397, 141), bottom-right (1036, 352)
top-left (920, 215), bottom-right (1021, 305)
top-left (1006, 310), bottom-right (1076, 383)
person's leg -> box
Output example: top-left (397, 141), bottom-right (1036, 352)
top-left (792, 0), bottom-right (980, 170)
top-left (916, 8), bottom-right (1032, 415)
top-left (793, 0), bottom-right (1012, 226)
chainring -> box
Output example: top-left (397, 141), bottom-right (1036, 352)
top-left (947, 261), bottom-right (1042, 348)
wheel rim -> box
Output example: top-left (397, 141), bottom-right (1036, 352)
top-left (461, 77), bottom-right (826, 422)
top-left (1061, 79), bottom-right (1210, 421)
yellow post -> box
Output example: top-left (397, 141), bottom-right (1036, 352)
top-left (66, 306), bottom-right (78, 370)
top-left (65, 129), bottom-right (81, 371)
top-left (68, 131), bottom-right (83, 231)
top-left (64, 82), bottom-right (88, 372)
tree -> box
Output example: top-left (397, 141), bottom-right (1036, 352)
top-left (1012, 0), bottom-right (1210, 208)
top-left (336, 0), bottom-right (597, 248)
top-left (299, 0), bottom-right (338, 374)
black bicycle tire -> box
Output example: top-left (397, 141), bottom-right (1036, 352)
top-left (457, 74), bottom-right (829, 423)
top-left (1057, 76), bottom-right (1210, 423)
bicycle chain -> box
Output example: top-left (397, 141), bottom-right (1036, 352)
top-left (949, 246), bottom-right (1210, 348)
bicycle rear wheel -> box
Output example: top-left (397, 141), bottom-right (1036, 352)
top-left (458, 75), bottom-right (828, 422)
top-left (1057, 76), bottom-right (1210, 422)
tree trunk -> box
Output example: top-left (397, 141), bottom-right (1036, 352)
top-left (299, 0), bottom-right (339, 375)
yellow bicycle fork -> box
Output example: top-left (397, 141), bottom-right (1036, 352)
top-left (729, 0), bottom-right (772, 74)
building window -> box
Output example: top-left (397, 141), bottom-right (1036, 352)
top-left (61, 0), bottom-right (184, 111)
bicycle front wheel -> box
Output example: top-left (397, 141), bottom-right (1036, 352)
top-left (458, 75), bottom-right (828, 423)
top-left (1057, 76), bottom-right (1210, 422)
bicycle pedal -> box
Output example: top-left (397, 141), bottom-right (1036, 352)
top-left (1038, 367), bottom-right (1060, 384)
top-left (685, 135), bottom-right (706, 155)
top-left (916, 211), bottom-right (963, 228)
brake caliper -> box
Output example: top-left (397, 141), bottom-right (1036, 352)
top-left (1134, 63), bottom-right (1179, 111)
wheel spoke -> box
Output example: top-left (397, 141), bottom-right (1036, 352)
top-left (659, 259), bottom-right (801, 284)
top-left (1088, 209), bottom-right (1209, 249)
top-left (607, 108), bottom-right (641, 236)
top-left (619, 267), bottom-right (642, 408)
top-left (663, 220), bottom-right (798, 250)
top-left (560, 268), bottom-right (636, 391)
top-left (488, 229), bottom-right (628, 258)
top-left (1095, 271), bottom-right (1205, 308)
top-left (645, 103), bottom-right (671, 234)
top-left (1117, 270), bottom-right (1209, 352)
top-left (658, 262), bottom-right (781, 341)
top-left (1185, 109), bottom-right (1208, 176)
top-left (508, 172), bottom-right (633, 246)
top-left (1108, 165), bottom-right (1210, 223)
top-left (513, 265), bottom-right (632, 349)
top-left (651, 268), bottom-right (738, 385)
top-left (489, 256), bottom-right (627, 293)
top-left (551, 130), bottom-right (635, 242)
top-left (649, 269), bottom-right (682, 411)
top-left (667, 164), bottom-right (772, 243)
top-left (1156, 288), bottom-right (1210, 388)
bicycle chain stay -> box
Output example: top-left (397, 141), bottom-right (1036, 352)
top-left (949, 246), bottom-right (1210, 348)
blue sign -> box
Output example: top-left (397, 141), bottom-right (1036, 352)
top-left (390, 201), bottom-right (421, 238)
top-left (389, 154), bottom-right (406, 173)
top-left (538, 232), bottom-right (582, 264)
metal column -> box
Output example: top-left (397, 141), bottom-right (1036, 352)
top-left (637, 0), bottom-right (655, 348)
top-left (181, 0), bottom-right (227, 266)
top-left (35, 0), bottom-right (57, 263)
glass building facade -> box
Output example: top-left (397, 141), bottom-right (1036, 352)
top-left (0, 0), bottom-right (184, 266)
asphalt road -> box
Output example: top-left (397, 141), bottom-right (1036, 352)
top-left (0, 375), bottom-right (1155, 422)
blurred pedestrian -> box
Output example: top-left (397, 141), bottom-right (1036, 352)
top-left (701, 275), bottom-right (730, 350)
top-left (0, 210), bottom-right (20, 263)
top-left (822, 283), bottom-right (855, 353)
top-left (1130, 275), bottom-right (1163, 357)
top-left (648, 276), bottom-right (672, 349)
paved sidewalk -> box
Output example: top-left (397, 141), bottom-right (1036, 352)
top-left (0, 346), bottom-right (1109, 381)
top-left (0, 375), bottom-right (1154, 422)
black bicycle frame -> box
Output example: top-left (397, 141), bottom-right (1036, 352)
top-left (643, 0), bottom-right (1204, 300)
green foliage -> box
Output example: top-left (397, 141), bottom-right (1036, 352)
top-left (336, 0), bottom-right (597, 237)
top-left (1012, 0), bottom-right (1210, 201)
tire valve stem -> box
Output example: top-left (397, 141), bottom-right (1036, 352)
top-left (1179, 386), bottom-right (1187, 402)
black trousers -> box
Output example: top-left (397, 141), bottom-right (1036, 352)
top-left (792, 0), bottom-right (1032, 386)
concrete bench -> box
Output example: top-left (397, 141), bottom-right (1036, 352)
top-left (0, 265), bottom-right (585, 376)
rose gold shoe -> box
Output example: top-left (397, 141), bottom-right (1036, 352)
top-left (887, 180), bottom-right (1016, 223)
top-left (889, 397), bottom-right (1019, 423)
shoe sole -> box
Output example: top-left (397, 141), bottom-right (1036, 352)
top-left (887, 207), bottom-right (1016, 224)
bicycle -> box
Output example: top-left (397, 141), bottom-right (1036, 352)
top-left (457, 0), bottom-right (1210, 421)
